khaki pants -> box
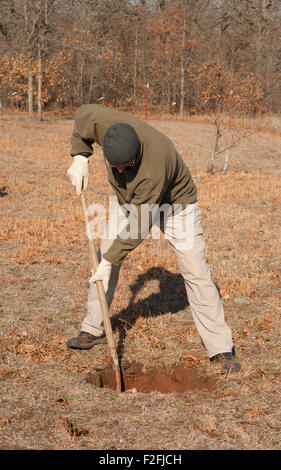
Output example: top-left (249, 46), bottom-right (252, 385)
top-left (82, 202), bottom-right (233, 358)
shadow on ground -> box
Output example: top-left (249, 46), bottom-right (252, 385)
top-left (110, 267), bottom-right (221, 361)
top-left (111, 267), bottom-right (188, 359)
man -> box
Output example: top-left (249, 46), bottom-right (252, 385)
top-left (66, 104), bottom-right (241, 373)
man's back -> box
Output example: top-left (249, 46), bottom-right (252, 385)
top-left (70, 104), bottom-right (197, 208)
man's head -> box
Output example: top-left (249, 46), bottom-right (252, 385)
top-left (103, 123), bottom-right (140, 173)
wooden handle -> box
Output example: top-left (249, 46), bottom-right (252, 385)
top-left (80, 193), bottom-right (122, 392)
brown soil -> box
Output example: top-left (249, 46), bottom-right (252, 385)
top-left (86, 363), bottom-right (217, 394)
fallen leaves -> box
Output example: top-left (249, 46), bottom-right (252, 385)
top-left (182, 354), bottom-right (200, 368)
top-left (240, 328), bottom-right (250, 337)
top-left (0, 365), bottom-right (17, 379)
top-left (0, 417), bottom-right (11, 425)
top-left (270, 272), bottom-right (280, 282)
top-left (60, 418), bottom-right (88, 439)
top-left (56, 397), bottom-right (70, 407)
top-left (0, 331), bottom-right (70, 364)
top-left (19, 373), bottom-right (30, 380)
top-left (148, 335), bottom-right (166, 350)
top-left (176, 326), bottom-right (196, 345)
top-left (193, 415), bottom-right (219, 438)
top-left (244, 407), bottom-right (268, 419)
top-left (261, 324), bottom-right (271, 332)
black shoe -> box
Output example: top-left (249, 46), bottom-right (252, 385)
top-left (210, 347), bottom-right (241, 373)
top-left (67, 331), bottom-right (107, 350)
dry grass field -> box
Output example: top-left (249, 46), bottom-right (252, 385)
top-left (0, 111), bottom-right (280, 450)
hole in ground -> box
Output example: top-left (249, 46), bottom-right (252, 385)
top-left (86, 362), bottom-right (217, 394)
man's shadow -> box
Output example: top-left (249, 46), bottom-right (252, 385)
top-left (110, 267), bottom-right (189, 359)
top-left (110, 267), bottom-right (222, 360)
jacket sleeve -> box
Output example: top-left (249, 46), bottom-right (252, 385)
top-left (70, 119), bottom-right (95, 157)
top-left (103, 178), bottom-right (166, 266)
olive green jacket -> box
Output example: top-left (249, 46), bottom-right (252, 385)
top-left (70, 104), bottom-right (197, 266)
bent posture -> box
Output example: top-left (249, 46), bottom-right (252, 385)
top-left (66, 104), bottom-right (240, 373)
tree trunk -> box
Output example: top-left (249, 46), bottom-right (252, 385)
top-left (167, 80), bottom-right (171, 113)
top-left (179, 0), bottom-right (186, 117)
top-left (28, 55), bottom-right (33, 117)
top-left (38, 46), bottom-right (43, 121)
top-left (133, 29), bottom-right (138, 103)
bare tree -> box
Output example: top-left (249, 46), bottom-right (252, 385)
top-left (179, 0), bottom-right (186, 117)
top-left (207, 93), bottom-right (258, 174)
top-left (34, 1), bottom-right (56, 120)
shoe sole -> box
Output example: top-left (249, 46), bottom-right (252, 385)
top-left (67, 337), bottom-right (107, 350)
top-left (226, 364), bottom-right (241, 373)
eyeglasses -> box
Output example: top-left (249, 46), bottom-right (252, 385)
top-left (105, 155), bottom-right (137, 170)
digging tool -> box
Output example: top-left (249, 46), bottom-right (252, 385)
top-left (80, 192), bottom-right (122, 393)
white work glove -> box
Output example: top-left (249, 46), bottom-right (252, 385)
top-left (67, 154), bottom-right (89, 196)
top-left (89, 258), bottom-right (112, 293)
